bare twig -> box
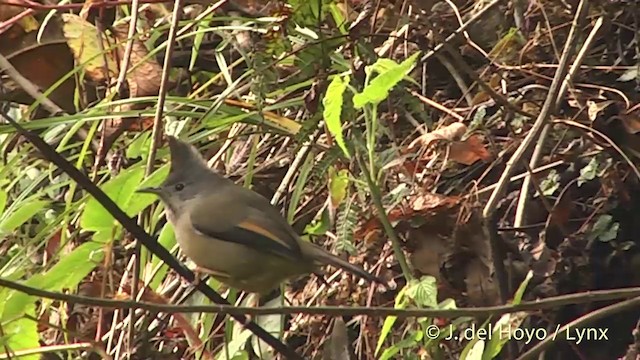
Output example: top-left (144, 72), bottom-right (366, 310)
top-left (481, 0), bottom-right (591, 303)
top-left (514, 16), bottom-right (603, 228)
top-left (2, 277), bottom-right (640, 319)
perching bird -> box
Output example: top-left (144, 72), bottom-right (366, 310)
top-left (138, 136), bottom-right (383, 294)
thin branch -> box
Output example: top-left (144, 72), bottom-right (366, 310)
top-left (481, 0), bottom-right (591, 303)
top-left (514, 17), bottom-right (603, 228)
top-left (482, 0), bottom-right (590, 218)
top-left (2, 277), bottom-right (640, 319)
top-left (517, 296), bottom-right (640, 360)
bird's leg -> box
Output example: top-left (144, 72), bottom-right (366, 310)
top-left (191, 266), bottom-right (207, 286)
top-left (244, 292), bottom-right (260, 323)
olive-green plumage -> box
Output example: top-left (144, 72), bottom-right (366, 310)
top-left (138, 136), bottom-right (382, 294)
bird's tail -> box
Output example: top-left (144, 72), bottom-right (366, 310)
top-left (305, 243), bottom-right (386, 286)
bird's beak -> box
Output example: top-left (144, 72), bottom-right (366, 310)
top-left (136, 186), bottom-right (162, 195)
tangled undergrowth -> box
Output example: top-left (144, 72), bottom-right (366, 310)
top-left (2, 0), bottom-right (640, 359)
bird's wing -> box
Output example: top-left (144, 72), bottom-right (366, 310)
top-left (189, 190), bottom-right (303, 261)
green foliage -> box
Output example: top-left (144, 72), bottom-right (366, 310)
top-left (80, 164), bottom-right (168, 235)
top-left (323, 75), bottom-right (350, 157)
top-left (353, 52), bottom-right (421, 108)
top-left (588, 214), bottom-right (619, 242)
top-left (540, 169), bottom-right (560, 196)
top-left (376, 276), bottom-right (445, 358)
top-left (0, 198), bottom-right (49, 234)
top-left (335, 197), bottom-right (357, 254)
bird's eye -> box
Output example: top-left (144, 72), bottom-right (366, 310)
top-left (174, 183), bottom-right (185, 191)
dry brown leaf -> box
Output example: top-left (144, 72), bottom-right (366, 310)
top-left (112, 24), bottom-right (163, 97)
top-left (408, 122), bottom-right (467, 150)
top-left (411, 193), bottom-right (460, 214)
top-left (449, 135), bottom-right (491, 165)
top-left (587, 100), bottom-right (615, 121)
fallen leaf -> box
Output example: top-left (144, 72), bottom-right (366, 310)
top-left (112, 24), bottom-right (164, 97)
top-left (408, 122), bottom-right (467, 150)
top-left (62, 13), bottom-right (118, 83)
top-left (449, 135), bottom-right (491, 165)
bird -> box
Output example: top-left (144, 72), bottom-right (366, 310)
top-left (138, 136), bottom-right (384, 294)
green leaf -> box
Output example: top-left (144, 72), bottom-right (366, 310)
top-left (578, 157), bottom-right (599, 186)
top-left (216, 329), bottom-right (252, 360)
top-left (130, 164), bottom-right (170, 215)
top-left (376, 286), bottom-right (410, 355)
top-left (465, 339), bottom-right (485, 360)
top-left (483, 312), bottom-right (528, 359)
top-left (353, 52), bottom-right (420, 108)
top-left (540, 170), bottom-right (560, 196)
top-left (379, 335), bottom-right (419, 360)
top-left (405, 276), bottom-right (438, 308)
top-left (328, 167), bottom-right (350, 207)
top-left (0, 189), bottom-right (7, 214)
top-left (3, 306), bottom-right (39, 360)
top-left (126, 132), bottom-right (151, 159)
top-left (323, 75), bottom-right (350, 157)
top-left (80, 166), bottom-right (145, 233)
top-left (304, 209), bottom-right (330, 236)
top-left (0, 199), bottom-right (49, 233)
top-left (2, 241), bottom-right (104, 322)
top-left (512, 271), bottom-right (533, 305)
top-left (588, 214), bottom-right (619, 242)
top-left (252, 296), bottom-right (283, 359)
top-left (149, 223), bottom-right (177, 291)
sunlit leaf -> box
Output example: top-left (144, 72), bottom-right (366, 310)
top-left (353, 52), bottom-right (420, 108)
top-left (323, 75), bottom-right (350, 157)
top-left (3, 306), bottom-right (38, 360)
top-left (80, 166), bottom-right (145, 233)
top-left (0, 199), bottom-right (49, 233)
top-left (328, 167), bottom-right (350, 207)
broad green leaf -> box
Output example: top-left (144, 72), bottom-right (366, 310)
top-left (3, 306), bottom-right (38, 360)
top-left (328, 167), bottom-right (349, 208)
top-left (578, 157), bottom-right (599, 186)
top-left (323, 75), bottom-right (350, 157)
top-left (483, 312), bottom-right (528, 359)
top-left (379, 335), bottom-right (419, 360)
top-left (80, 166), bottom-right (145, 232)
top-left (466, 339), bottom-right (485, 360)
top-left (353, 52), bottom-right (420, 108)
top-left (405, 276), bottom-right (438, 308)
top-left (540, 170), bottom-right (560, 196)
top-left (0, 199), bottom-right (49, 233)
top-left (216, 328), bottom-right (252, 360)
top-left (252, 296), bottom-right (283, 360)
top-left (126, 132), bottom-right (151, 159)
top-left (512, 271), bottom-right (533, 304)
top-left (130, 164), bottom-right (170, 215)
top-left (0, 189), bottom-right (7, 214)
top-left (148, 223), bottom-right (177, 291)
top-left (34, 241), bottom-right (104, 291)
top-left (376, 286), bottom-right (409, 355)
top-left (304, 209), bottom-right (330, 236)
top-left (2, 241), bottom-right (104, 321)
top-left (588, 214), bottom-right (620, 242)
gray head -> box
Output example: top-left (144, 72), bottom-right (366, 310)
top-left (137, 136), bottom-right (228, 216)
